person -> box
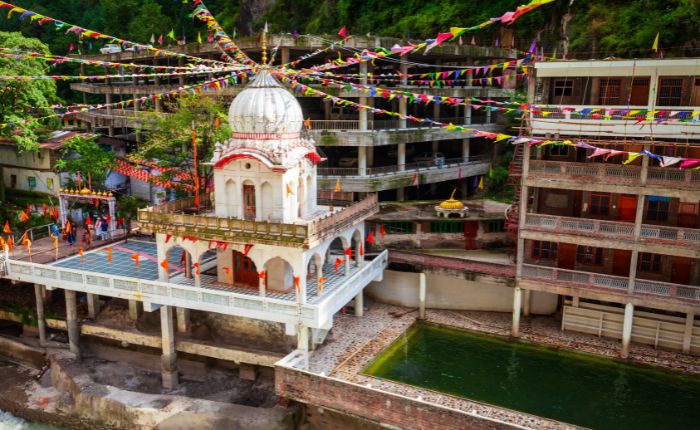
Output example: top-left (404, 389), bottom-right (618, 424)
top-left (66, 219), bottom-right (75, 245)
top-left (82, 227), bottom-right (92, 247)
top-left (98, 216), bottom-right (109, 240)
top-left (50, 223), bottom-right (59, 238)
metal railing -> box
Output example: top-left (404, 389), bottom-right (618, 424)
top-left (524, 213), bottom-right (700, 248)
top-left (138, 194), bottom-right (378, 246)
top-left (522, 264), bottom-right (700, 302)
top-left (309, 116), bottom-right (488, 131)
top-left (14, 223), bottom-right (54, 244)
top-left (318, 154), bottom-right (490, 177)
top-left (528, 160), bottom-right (700, 188)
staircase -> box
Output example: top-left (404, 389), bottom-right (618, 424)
top-left (505, 142), bottom-right (523, 240)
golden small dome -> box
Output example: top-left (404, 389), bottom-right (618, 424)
top-left (80, 187), bottom-right (91, 195)
top-left (439, 190), bottom-right (465, 209)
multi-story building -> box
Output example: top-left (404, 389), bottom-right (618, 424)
top-left (513, 58), bottom-right (700, 356)
top-left (68, 36), bottom-right (517, 203)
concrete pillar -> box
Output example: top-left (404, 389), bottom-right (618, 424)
top-left (34, 284), bottom-right (47, 345)
top-left (399, 62), bottom-right (408, 128)
top-left (65, 290), bottom-right (80, 357)
top-left (398, 143), bottom-right (406, 171)
top-left (418, 272), bottom-right (427, 319)
top-left (523, 289), bottom-right (531, 317)
top-left (512, 287), bottom-right (522, 337)
top-left (281, 47), bottom-right (290, 65)
top-left (345, 257), bottom-right (351, 277)
top-left (259, 275), bottom-right (266, 297)
top-left (464, 105), bottom-right (472, 125)
top-left (683, 312), bottom-right (695, 354)
top-left (354, 291), bottom-right (364, 317)
top-left (297, 324), bottom-right (309, 369)
top-left (628, 150), bottom-right (649, 294)
top-left (462, 139), bottom-right (470, 162)
top-left (621, 302), bottom-right (634, 358)
top-left (358, 146), bottom-right (367, 176)
top-left (184, 252), bottom-right (193, 278)
top-left (397, 187), bottom-right (405, 201)
top-left (176, 307), bottom-right (190, 334)
top-left (128, 300), bottom-right (143, 321)
top-left (160, 305), bottom-right (179, 390)
top-left (486, 108), bottom-right (492, 124)
top-left (359, 62), bottom-right (368, 131)
top-left (86, 294), bottom-right (100, 319)
top-left (367, 146), bottom-right (374, 167)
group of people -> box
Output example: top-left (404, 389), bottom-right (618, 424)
top-left (60, 214), bottom-right (111, 246)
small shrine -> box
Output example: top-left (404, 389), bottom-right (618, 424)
top-left (435, 190), bottom-right (469, 218)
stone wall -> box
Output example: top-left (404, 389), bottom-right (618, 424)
top-left (367, 270), bottom-right (558, 314)
top-left (204, 312), bottom-right (295, 353)
top-left (275, 364), bottom-right (521, 430)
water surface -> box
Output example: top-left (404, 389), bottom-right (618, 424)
top-left (0, 411), bottom-right (62, 430)
top-left (364, 322), bottom-right (700, 430)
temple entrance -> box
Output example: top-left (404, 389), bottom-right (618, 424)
top-left (243, 183), bottom-right (256, 220)
top-left (232, 250), bottom-right (257, 287)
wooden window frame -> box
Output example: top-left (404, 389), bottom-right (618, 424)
top-left (647, 200), bottom-right (669, 221)
top-left (657, 77), bottom-right (684, 106)
top-left (532, 240), bottom-right (558, 259)
top-left (553, 80), bottom-right (573, 97)
top-left (576, 246), bottom-right (604, 266)
top-left (639, 252), bottom-right (662, 273)
top-left (590, 193), bottom-right (610, 216)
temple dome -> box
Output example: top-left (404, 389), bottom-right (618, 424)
top-left (228, 71), bottom-right (304, 135)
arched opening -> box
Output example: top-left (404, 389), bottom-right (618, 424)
top-left (306, 253), bottom-right (324, 296)
top-left (242, 180), bottom-right (256, 220)
top-left (326, 236), bottom-right (349, 275)
top-left (260, 181), bottom-right (273, 221)
top-left (166, 245), bottom-right (190, 278)
top-left (231, 250), bottom-right (258, 288)
top-left (225, 178), bottom-right (237, 216)
top-left (264, 257), bottom-right (294, 292)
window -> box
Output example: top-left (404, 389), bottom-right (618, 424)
top-left (383, 221), bottom-right (413, 234)
top-left (553, 80), bottom-right (573, 97)
top-left (27, 176), bottom-right (36, 189)
top-left (576, 246), bottom-right (604, 265)
top-left (639, 253), bottom-right (661, 273)
top-left (647, 200), bottom-right (669, 221)
top-left (598, 79), bottom-right (622, 104)
top-left (429, 221), bottom-right (464, 233)
top-left (550, 145), bottom-right (569, 157)
top-left (488, 220), bottom-right (505, 233)
top-left (590, 193), bottom-right (610, 216)
top-left (10, 174), bottom-right (17, 188)
top-left (657, 78), bottom-right (683, 106)
top-left (532, 241), bottom-right (557, 259)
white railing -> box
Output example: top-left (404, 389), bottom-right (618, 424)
top-left (524, 213), bottom-right (700, 248)
top-left (522, 264), bottom-right (700, 302)
top-left (318, 155), bottom-right (490, 178)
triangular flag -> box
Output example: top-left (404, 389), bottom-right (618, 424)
top-left (623, 153), bottom-right (642, 165)
top-left (167, 29), bottom-right (176, 40)
top-left (158, 34), bottom-right (163, 45)
top-left (286, 183), bottom-right (294, 196)
top-left (652, 32), bottom-right (659, 52)
top-left (197, 31), bottom-right (202, 44)
top-left (366, 230), bottom-right (375, 245)
top-left (334, 179), bottom-right (341, 193)
top-left (338, 25), bottom-right (347, 39)
top-left (20, 211), bottom-right (29, 222)
top-left (243, 244), bottom-right (254, 256)
top-left (79, 247), bottom-right (84, 263)
top-left (293, 275), bottom-right (300, 294)
top-left (304, 118), bottom-right (311, 130)
top-left (3, 220), bottom-right (10, 233)
top-left (160, 259), bottom-right (169, 272)
top-left (380, 224), bottom-right (386, 238)
top-left (106, 247), bottom-right (113, 263)
top-left (131, 253), bottom-right (141, 270)
top-left (478, 176), bottom-right (485, 190)
top-left (150, 33), bottom-right (155, 44)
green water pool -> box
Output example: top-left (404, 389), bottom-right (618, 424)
top-left (364, 322), bottom-right (700, 430)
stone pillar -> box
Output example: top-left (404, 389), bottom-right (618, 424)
top-left (359, 62), bottom-right (368, 131)
top-left (683, 312), bottom-right (695, 354)
top-left (160, 305), bottom-right (179, 390)
top-left (176, 307), bottom-right (190, 334)
top-left (514, 143), bottom-right (531, 283)
top-left (398, 143), bottom-right (406, 171)
top-left (512, 287), bottom-right (522, 337)
top-left (418, 272), bottom-right (427, 319)
top-left (34, 284), bottom-right (47, 345)
top-left (462, 139), bottom-right (470, 162)
top-left (86, 294), bottom-right (100, 319)
top-left (523, 289), bottom-right (531, 317)
top-left (621, 302), bottom-right (634, 358)
top-left (358, 146), bottom-right (367, 176)
top-left (464, 105), bottom-right (472, 125)
top-left (65, 290), bottom-right (80, 358)
top-left (128, 300), bottom-right (143, 321)
top-left (354, 291), bottom-right (364, 317)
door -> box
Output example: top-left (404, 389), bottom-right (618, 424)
top-left (243, 184), bottom-right (256, 220)
top-left (671, 257), bottom-right (691, 285)
top-left (233, 251), bottom-right (258, 287)
top-left (678, 203), bottom-right (698, 228)
top-left (612, 250), bottom-right (631, 277)
top-left (630, 78), bottom-right (650, 105)
top-left (618, 195), bottom-right (638, 222)
top-left (690, 78), bottom-right (700, 106)
top-left (557, 243), bottom-right (577, 270)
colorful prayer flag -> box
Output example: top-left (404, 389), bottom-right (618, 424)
top-left (338, 25), bottom-right (347, 39)
top-left (3, 220), bottom-right (10, 234)
top-left (652, 32), bottom-right (659, 52)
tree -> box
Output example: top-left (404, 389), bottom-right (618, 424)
top-left (54, 136), bottom-right (116, 188)
top-left (137, 95), bottom-right (230, 198)
top-left (0, 32), bottom-right (60, 152)
top-left (116, 194), bottom-right (147, 242)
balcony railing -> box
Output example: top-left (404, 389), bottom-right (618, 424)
top-left (528, 160), bottom-right (700, 188)
top-left (318, 155), bottom-right (490, 177)
top-left (309, 117), bottom-right (487, 131)
top-left (522, 264), bottom-right (700, 303)
top-left (523, 213), bottom-right (700, 248)
top-left (138, 194), bottom-right (378, 246)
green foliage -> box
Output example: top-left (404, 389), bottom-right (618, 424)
top-left (0, 31), bottom-right (60, 152)
top-left (138, 95), bottom-right (229, 193)
top-left (117, 194), bottom-right (147, 239)
top-left (54, 136), bottom-right (116, 187)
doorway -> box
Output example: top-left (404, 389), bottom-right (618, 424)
top-left (671, 257), bottom-right (691, 285)
top-left (617, 195), bottom-right (638, 222)
top-left (629, 78), bottom-right (650, 105)
top-left (243, 184), bottom-right (256, 220)
top-left (232, 250), bottom-right (258, 287)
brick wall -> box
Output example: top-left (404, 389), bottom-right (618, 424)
top-left (275, 365), bottom-right (522, 430)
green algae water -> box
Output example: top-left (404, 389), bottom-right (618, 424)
top-left (364, 323), bottom-right (700, 430)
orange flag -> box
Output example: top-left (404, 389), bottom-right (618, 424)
top-left (293, 275), bottom-right (301, 294)
top-left (20, 233), bottom-right (29, 245)
top-left (360, 243), bottom-right (364, 256)
top-left (318, 276), bottom-right (327, 295)
top-left (20, 210), bottom-right (29, 222)
top-left (131, 253), bottom-right (140, 270)
top-left (380, 224), bottom-right (386, 238)
top-left (3, 220), bottom-right (10, 233)
top-left (304, 117), bottom-right (311, 130)
top-left (160, 259), bottom-right (169, 272)
top-left (366, 230), bottom-right (375, 245)
top-left (0, 237), bottom-right (4, 249)
top-left (334, 179), bottom-right (341, 193)
top-left (85, 215), bottom-right (93, 226)
top-left (193, 262), bottom-right (201, 275)
top-left (285, 183), bottom-right (294, 196)
top-left (223, 266), bottom-right (231, 283)
top-left (258, 270), bottom-right (266, 280)
top-left (79, 247), bottom-right (85, 263)
top-left (334, 257), bottom-right (344, 274)
top-left (6, 235), bottom-right (13, 250)
top-left (105, 247), bottom-right (113, 262)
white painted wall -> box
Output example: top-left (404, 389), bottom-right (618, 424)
top-left (366, 270), bottom-right (558, 314)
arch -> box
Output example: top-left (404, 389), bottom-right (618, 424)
top-left (225, 178), bottom-right (237, 216)
top-left (165, 245), bottom-right (191, 279)
top-left (242, 179), bottom-right (256, 220)
top-left (260, 181), bottom-right (273, 221)
top-left (264, 257), bottom-right (294, 292)
top-left (231, 250), bottom-right (258, 288)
